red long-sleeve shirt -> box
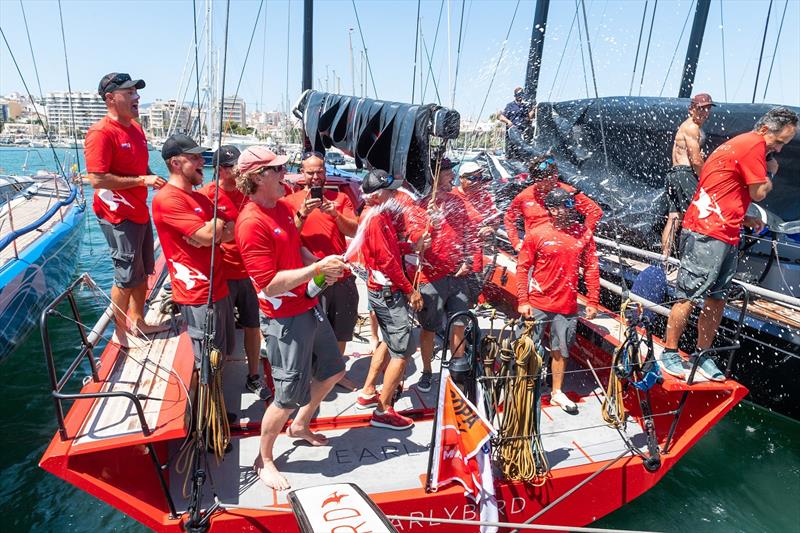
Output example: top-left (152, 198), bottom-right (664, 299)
top-left (361, 208), bottom-right (415, 294)
top-left (516, 221), bottom-right (600, 314)
top-left (504, 182), bottom-right (603, 249)
top-left (416, 191), bottom-right (471, 283)
top-left (452, 186), bottom-right (500, 272)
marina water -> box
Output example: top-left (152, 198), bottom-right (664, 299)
top-left (0, 147), bottom-right (797, 532)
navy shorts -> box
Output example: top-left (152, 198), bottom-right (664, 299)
top-left (318, 275), bottom-right (359, 342)
top-left (665, 166), bottom-right (698, 214)
top-left (227, 278), bottom-right (260, 328)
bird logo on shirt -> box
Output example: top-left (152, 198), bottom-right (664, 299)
top-left (692, 188), bottom-right (724, 220)
top-left (97, 189), bottom-right (134, 211)
top-left (257, 289), bottom-right (296, 309)
top-left (170, 260), bottom-right (208, 290)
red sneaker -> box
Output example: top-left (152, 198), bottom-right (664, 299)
top-left (370, 408), bottom-right (414, 430)
top-left (356, 392), bottom-right (379, 410)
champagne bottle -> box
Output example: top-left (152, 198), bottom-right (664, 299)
top-left (306, 272), bottom-right (327, 298)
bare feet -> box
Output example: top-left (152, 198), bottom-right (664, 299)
top-left (336, 374), bottom-right (358, 392)
top-left (254, 456), bottom-right (290, 490)
top-left (286, 424), bottom-right (329, 446)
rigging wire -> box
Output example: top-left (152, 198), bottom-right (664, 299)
top-left (752, 0), bottom-right (774, 103)
top-left (189, 0), bottom-right (203, 142)
top-left (574, 0), bottom-right (590, 98)
top-left (637, 0), bottom-right (659, 96)
top-left (351, 0), bottom-right (379, 98)
top-left (546, 4), bottom-right (578, 102)
top-left (578, 0), bottom-right (609, 168)
top-left (411, 0), bottom-right (422, 103)
top-left (628, 1), bottom-right (649, 96)
top-left (422, 0), bottom-right (445, 101)
top-left (259, 0), bottom-right (267, 112)
top-left (657, 0), bottom-right (695, 97)
top-left (285, 1), bottom-right (291, 120)
top-left (761, 0), bottom-right (787, 102)
top-left (451, 0), bottom-right (467, 108)
top-left (719, 0), bottom-right (728, 101)
top-left (56, 0), bottom-right (82, 174)
top-left (0, 27), bottom-right (68, 181)
top-left (18, 1), bottom-right (43, 100)
top-left (421, 29), bottom-right (443, 104)
top-left (229, 0), bottom-right (266, 134)
top-left (463, 0), bottom-right (521, 155)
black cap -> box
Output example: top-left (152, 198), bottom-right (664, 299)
top-left (432, 157), bottom-right (456, 171)
top-left (544, 187), bottom-right (575, 209)
top-left (212, 145), bottom-right (241, 167)
top-left (98, 72), bottom-right (145, 98)
top-left (161, 134), bottom-right (209, 160)
top-left (362, 169), bottom-right (401, 194)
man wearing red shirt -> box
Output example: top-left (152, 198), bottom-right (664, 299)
top-left (452, 161), bottom-right (501, 306)
top-left (283, 152), bottom-right (359, 388)
top-left (234, 146), bottom-right (346, 491)
top-left (355, 170), bottom-right (425, 430)
top-left (504, 155), bottom-right (603, 252)
top-left (416, 158), bottom-right (472, 393)
top-left (152, 134), bottom-right (235, 367)
top-left (517, 188), bottom-right (599, 414)
top-left (198, 145), bottom-right (268, 400)
top-left (663, 107), bottom-right (798, 381)
top-left (84, 72), bottom-right (167, 346)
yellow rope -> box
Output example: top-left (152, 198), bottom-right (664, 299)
top-left (602, 300), bottom-right (631, 428)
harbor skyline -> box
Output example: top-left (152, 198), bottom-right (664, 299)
top-left (1, 0), bottom-right (798, 121)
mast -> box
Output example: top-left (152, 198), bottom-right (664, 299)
top-left (302, 0), bottom-right (313, 91)
top-left (524, 0), bottom-right (551, 103)
top-left (678, 0), bottom-right (711, 98)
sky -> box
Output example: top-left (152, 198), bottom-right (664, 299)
top-left (1, 0), bottom-right (798, 122)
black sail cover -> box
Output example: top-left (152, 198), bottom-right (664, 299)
top-left (508, 96), bottom-right (799, 243)
top-left (294, 90), bottom-right (460, 195)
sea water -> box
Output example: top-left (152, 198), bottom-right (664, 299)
top-left (0, 147), bottom-right (797, 532)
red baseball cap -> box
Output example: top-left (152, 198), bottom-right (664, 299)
top-left (691, 93), bottom-right (716, 108)
top-left (238, 146), bottom-right (289, 175)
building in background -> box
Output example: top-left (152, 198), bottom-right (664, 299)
top-left (215, 96), bottom-right (246, 128)
top-left (44, 92), bottom-right (105, 138)
top-left (148, 100), bottom-right (191, 137)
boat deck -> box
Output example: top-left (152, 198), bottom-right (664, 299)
top-left (0, 176), bottom-right (74, 266)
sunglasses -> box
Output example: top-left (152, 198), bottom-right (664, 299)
top-left (535, 157), bottom-right (555, 172)
top-left (301, 150), bottom-right (325, 160)
top-left (262, 164), bottom-right (286, 174)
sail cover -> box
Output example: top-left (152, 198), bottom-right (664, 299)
top-left (503, 96), bottom-right (800, 241)
top-left (294, 90), bottom-right (460, 195)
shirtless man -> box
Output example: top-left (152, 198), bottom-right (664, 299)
top-left (660, 93), bottom-right (715, 258)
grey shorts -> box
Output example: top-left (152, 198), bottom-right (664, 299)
top-left (675, 231), bottom-right (738, 301)
top-left (318, 275), bottom-right (359, 342)
top-left (418, 276), bottom-right (470, 331)
top-left (98, 218), bottom-right (155, 288)
top-left (465, 271), bottom-right (485, 308)
top-left (260, 308), bottom-right (345, 409)
top-left (227, 278), bottom-right (260, 329)
top-left (368, 289), bottom-right (416, 360)
top-left (665, 166), bottom-right (698, 214)
top-left (181, 295), bottom-right (235, 368)
top-left (532, 308), bottom-right (577, 357)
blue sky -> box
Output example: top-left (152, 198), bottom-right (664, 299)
top-left (1, 0), bottom-right (798, 121)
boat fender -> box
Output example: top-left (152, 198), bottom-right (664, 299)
top-left (631, 265), bottom-right (668, 321)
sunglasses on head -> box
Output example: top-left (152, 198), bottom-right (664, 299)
top-left (535, 156), bottom-right (555, 172)
top-left (301, 150), bottom-right (324, 160)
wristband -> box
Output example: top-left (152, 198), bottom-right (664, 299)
top-left (297, 210), bottom-right (307, 221)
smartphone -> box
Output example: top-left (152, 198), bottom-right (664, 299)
top-left (310, 186), bottom-right (324, 200)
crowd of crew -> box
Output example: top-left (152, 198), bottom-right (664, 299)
top-left (84, 71), bottom-right (797, 490)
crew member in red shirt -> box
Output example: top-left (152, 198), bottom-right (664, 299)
top-left (663, 107), bottom-right (798, 381)
top-left (504, 154), bottom-right (603, 252)
top-left (84, 72), bottom-right (167, 346)
top-left (152, 134), bottom-right (235, 367)
top-left (452, 161), bottom-right (501, 306)
top-left (283, 152), bottom-right (359, 389)
top-left (198, 145), bottom-right (268, 400)
top-left (517, 188), bottom-right (599, 414)
top-left (235, 146), bottom-right (346, 491)
top-left (416, 158), bottom-right (472, 393)
top-left (354, 170), bottom-right (425, 430)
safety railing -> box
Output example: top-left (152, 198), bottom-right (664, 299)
top-left (40, 273), bottom-right (178, 518)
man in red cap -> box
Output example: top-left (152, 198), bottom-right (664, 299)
top-left (84, 72), bottom-right (168, 346)
top-left (662, 107), bottom-right (797, 381)
top-left (504, 154), bottom-right (603, 253)
top-left (355, 169), bottom-right (426, 430)
top-left (235, 146), bottom-right (347, 490)
top-left (283, 151), bottom-right (359, 389)
top-left (517, 188), bottom-right (599, 414)
top-left (198, 145), bottom-right (268, 400)
top-left (660, 93), bottom-right (715, 258)
top-left (152, 134), bottom-right (235, 367)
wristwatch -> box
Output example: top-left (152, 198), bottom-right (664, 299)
top-left (296, 210), bottom-right (307, 221)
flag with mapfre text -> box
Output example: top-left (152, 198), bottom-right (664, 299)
top-left (429, 369), bottom-right (498, 532)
